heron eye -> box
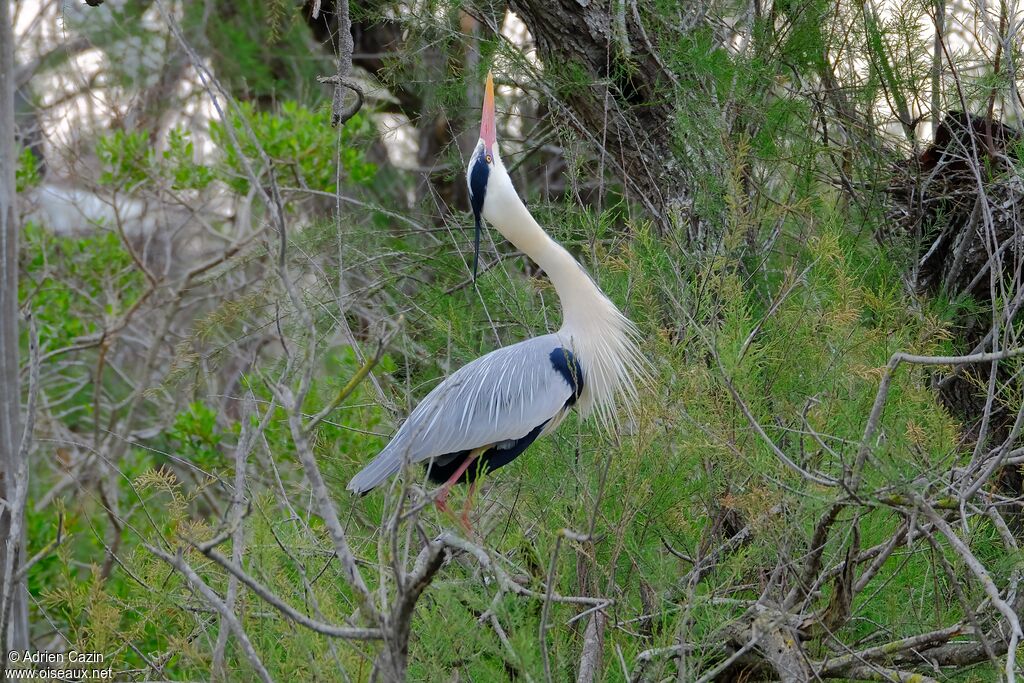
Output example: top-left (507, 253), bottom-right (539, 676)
top-left (485, 154), bottom-right (492, 164)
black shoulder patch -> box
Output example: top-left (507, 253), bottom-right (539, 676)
top-left (549, 347), bottom-right (584, 405)
top-left (469, 157), bottom-right (489, 218)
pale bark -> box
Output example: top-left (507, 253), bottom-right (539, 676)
top-left (0, 0), bottom-right (28, 664)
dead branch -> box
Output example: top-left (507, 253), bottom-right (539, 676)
top-left (916, 496), bottom-right (1021, 679)
top-left (279, 386), bottom-right (377, 616)
top-left (190, 543), bottom-right (382, 641)
top-left (148, 545), bottom-right (274, 683)
top-left (576, 611), bottom-right (606, 683)
top-left (816, 623), bottom-right (965, 676)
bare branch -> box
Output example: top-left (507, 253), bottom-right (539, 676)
top-left (278, 386), bottom-right (377, 617)
top-left (148, 545), bottom-right (274, 683)
top-left (190, 542), bottom-right (382, 641)
top-left (917, 497), bottom-right (1021, 680)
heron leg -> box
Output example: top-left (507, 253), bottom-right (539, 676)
top-left (434, 446), bottom-right (487, 529)
top-left (461, 480), bottom-right (478, 530)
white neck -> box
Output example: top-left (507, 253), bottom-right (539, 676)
top-left (481, 164), bottom-right (646, 425)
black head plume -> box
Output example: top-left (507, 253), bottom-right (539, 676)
top-left (472, 214), bottom-right (482, 282)
top-left (468, 153), bottom-right (489, 284)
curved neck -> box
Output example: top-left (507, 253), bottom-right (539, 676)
top-left (480, 165), bottom-right (647, 427)
top-left (488, 190), bottom-right (605, 333)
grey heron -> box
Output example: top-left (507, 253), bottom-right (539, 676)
top-left (347, 73), bottom-right (648, 516)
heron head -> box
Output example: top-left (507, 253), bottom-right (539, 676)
top-left (467, 71), bottom-right (500, 282)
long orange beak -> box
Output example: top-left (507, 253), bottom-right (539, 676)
top-left (479, 71), bottom-right (496, 151)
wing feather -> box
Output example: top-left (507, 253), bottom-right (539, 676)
top-left (347, 334), bottom-right (572, 494)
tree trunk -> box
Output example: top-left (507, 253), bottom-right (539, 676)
top-left (507, 0), bottom-right (715, 240)
top-left (0, 0), bottom-right (28, 666)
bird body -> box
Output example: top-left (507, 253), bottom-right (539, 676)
top-left (347, 334), bottom-right (582, 493)
top-left (347, 73), bottom-right (647, 500)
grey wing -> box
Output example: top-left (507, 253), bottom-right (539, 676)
top-left (347, 334), bottom-right (571, 494)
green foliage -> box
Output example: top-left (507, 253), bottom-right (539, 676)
top-left (20, 222), bottom-right (143, 347)
top-left (164, 128), bottom-right (215, 190)
top-left (211, 102), bottom-right (377, 195)
top-left (97, 128), bottom-right (214, 191)
top-left (97, 130), bottom-right (153, 187)
top-left (201, 0), bottom-right (327, 101)
top-left (19, 222), bottom-right (146, 436)
top-left (16, 147), bottom-right (41, 192)
top-left (168, 402), bottom-right (232, 472)
top-left (775, 0), bottom-right (829, 70)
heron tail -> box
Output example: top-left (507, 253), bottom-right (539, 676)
top-left (346, 452), bottom-right (403, 495)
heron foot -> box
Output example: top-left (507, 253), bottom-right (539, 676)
top-left (434, 488), bottom-right (452, 515)
top-left (434, 487), bottom-right (473, 533)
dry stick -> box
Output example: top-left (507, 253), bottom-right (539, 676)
top-left (966, 357), bottom-right (1000, 498)
top-left (849, 354), bottom-right (902, 492)
top-left (213, 399), bottom-right (258, 677)
top-left (189, 544), bottom-right (382, 641)
top-left (576, 612), bottom-right (606, 683)
top-left (784, 501), bottom-right (843, 610)
top-left (917, 497), bottom-right (1021, 681)
top-left (834, 665), bottom-right (939, 682)
top-left (745, 562), bottom-right (812, 683)
top-left (692, 626), bottom-right (763, 683)
top-left (816, 622), bottom-right (964, 676)
top-left (252, 387), bottom-right (355, 678)
top-left (922, 514), bottom-right (1007, 666)
top-left (668, 503), bottom-right (785, 601)
top-left (395, 541), bottom-right (446, 627)
top-left (148, 546), bottom-right (274, 683)
top-left (373, 541), bottom-right (447, 681)
top-left (718, 367), bottom-right (839, 487)
top-left (0, 316), bottom-right (37, 657)
top-left (439, 533), bottom-right (607, 608)
top-left (865, 508), bottom-right (991, 657)
top-left (852, 521), bottom-right (911, 594)
top-left (962, 398), bottom-right (1024, 502)
top-left (490, 612), bottom-right (534, 682)
top-left (540, 533), bottom-right (565, 683)
top-left (851, 346), bottom-right (1024, 492)
top-left (630, 644), bottom-right (695, 682)
top-left (567, 601), bottom-right (608, 627)
top-left (984, 502), bottom-right (1018, 551)
top-left (404, 532), bottom-right (611, 681)
top-left (280, 387), bottom-right (377, 618)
